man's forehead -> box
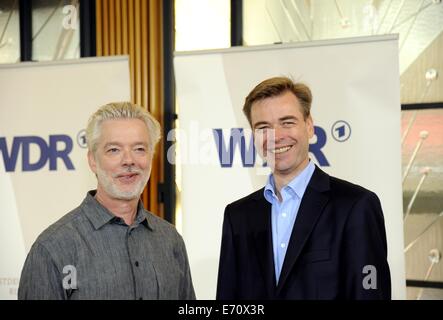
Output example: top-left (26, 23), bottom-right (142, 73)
top-left (251, 101), bottom-right (303, 120)
top-left (101, 117), bottom-right (144, 125)
top-left (98, 119), bottom-right (150, 142)
top-left (103, 140), bottom-right (148, 146)
top-left (99, 118), bottom-right (148, 130)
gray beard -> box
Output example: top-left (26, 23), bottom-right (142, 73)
top-left (95, 165), bottom-right (150, 200)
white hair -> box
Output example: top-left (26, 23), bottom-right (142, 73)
top-left (86, 102), bottom-right (161, 154)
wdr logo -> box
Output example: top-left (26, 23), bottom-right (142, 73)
top-left (0, 135), bottom-right (75, 172)
top-left (212, 126), bottom-right (331, 168)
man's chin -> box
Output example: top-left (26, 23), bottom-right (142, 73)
top-left (114, 192), bottom-right (141, 200)
top-left (110, 187), bottom-right (143, 200)
top-left (273, 163), bottom-right (294, 175)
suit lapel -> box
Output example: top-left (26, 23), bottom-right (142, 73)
top-left (276, 166), bottom-right (330, 294)
top-left (249, 193), bottom-right (276, 298)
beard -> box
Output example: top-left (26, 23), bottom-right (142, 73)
top-left (96, 164), bottom-right (151, 200)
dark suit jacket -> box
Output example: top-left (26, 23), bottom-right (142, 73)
top-left (216, 166), bottom-right (391, 300)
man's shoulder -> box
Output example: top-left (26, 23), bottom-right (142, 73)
top-left (34, 204), bottom-right (86, 247)
top-left (328, 173), bottom-right (378, 202)
top-left (144, 210), bottom-right (181, 239)
top-left (226, 188), bottom-right (265, 211)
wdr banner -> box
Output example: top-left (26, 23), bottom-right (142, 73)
top-left (0, 56), bottom-right (131, 299)
top-left (174, 35), bottom-right (406, 299)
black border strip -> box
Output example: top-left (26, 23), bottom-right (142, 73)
top-left (230, 0), bottom-right (243, 46)
top-left (406, 280), bottom-right (443, 289)
top-left (162, 0), bottom-right (175, 224)
top-left (18, 0), bottom-right (32, 61)
top-left (79, 0), bottom-right (96, 57)
top-left (402, 102), bottom-right (443, 111)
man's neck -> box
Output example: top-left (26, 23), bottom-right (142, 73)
top-left (273, 158), bottom-right (310, 202)
top-left (95, 189), bottom-right (139, 226)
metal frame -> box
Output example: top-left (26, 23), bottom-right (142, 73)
top-left (402, 102), bottom-right (443, 111)
top-left (231, 0), bottom-right (243, 46)
top-left (162, 0), bottom-right (176, 224)
top-left (406, 280), bottom-right (443, 289)
top-left (18, 0), bottom-right (32, 61)
top-left (402, 101), bottom-right (443, 291)
top-left (79, 0), bottom-right (96, 57)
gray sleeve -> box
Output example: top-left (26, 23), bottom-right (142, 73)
top-left (177, 235), bottom-right (196, 300)
top-left (18, 242), bottom-right (66, 300)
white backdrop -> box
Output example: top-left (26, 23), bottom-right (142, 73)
top-left (0, 56), bottom-right (131, 299)
top-left (174, 35), bottom-right (406, 299)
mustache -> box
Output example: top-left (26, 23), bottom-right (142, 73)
top-left (112, 166), bottom-right (143, 178)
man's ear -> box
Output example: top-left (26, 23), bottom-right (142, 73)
top-left (88, 150), bottom-right (97, 174)
top-left (306, 115), bottom-right (315, 139)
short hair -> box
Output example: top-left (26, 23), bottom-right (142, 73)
top-left (243, 76), bottom-right (312, 125)
top-left (86, 102), bottom-right (161, 154)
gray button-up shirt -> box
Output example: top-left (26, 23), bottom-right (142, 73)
top-left (18, 191), bottom-right (195, 300)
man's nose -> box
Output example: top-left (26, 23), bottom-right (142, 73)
top-left (269, 127), bottom-right (285, 143)
top-left (121, 150), bottom-right (135, 166)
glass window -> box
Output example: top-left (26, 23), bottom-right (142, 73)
top-left (0, 0), bottom-right (20, 64)
top-left (402, 108), bottom-right (443, 300)
top-left (175, 0), bottom-right (230, 51)
top-left (244, 0), bottom-right (443, 78)
top-left (32, 0), bottom-right (80, 61)
top-left (243, 0), bottom-right (443, 299)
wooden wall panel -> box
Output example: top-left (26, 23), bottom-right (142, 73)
top-left (115, 0), bottom-right (122, 54)
top-left (95, 0), bottom-right (164, 218)
top-left (148, 0), bottom-right (163, 216)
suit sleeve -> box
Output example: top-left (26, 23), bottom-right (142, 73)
top-left (341, 191), bottom-right (392, 300)
top-left (216, 204), bottom-right (237, 300)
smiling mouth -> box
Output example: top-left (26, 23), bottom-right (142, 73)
top-left (269, 145), bottom-right (293, 154)
top-left (116, 173), bottom-right (139, 182)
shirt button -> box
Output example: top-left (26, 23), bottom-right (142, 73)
top-left (280, 243), bottom-right (286, 248)
top-left (135, 261), bottom-right (139, 267)
top-left (282, 213), bottom-right (287, 218)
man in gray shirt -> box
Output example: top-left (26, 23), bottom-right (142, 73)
top-left (18, 102), bottom-right (195, 300)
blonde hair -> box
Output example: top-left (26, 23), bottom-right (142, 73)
top-left (86, 102), bottom-right (161, 154)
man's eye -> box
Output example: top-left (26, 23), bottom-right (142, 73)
top-left (282, 122), bottom-right (295, 126)
top-left (135, 147), bottom-right (146, 152)
top-left (107, 148), bottom-right (119, 153)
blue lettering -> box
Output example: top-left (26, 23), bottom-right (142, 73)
top-left (0, 135), bottom-right (75, 172)
top-left (309, 126), bottom-right (330, 166)
top-left (49, 135), bottom-right (74, 170)
top-left (0, 137), bottom-right (21, 172)
top-left (213, 126), bottom-right (331, 168)
top-left (213, 128), bottom-right (255, 167)
top-left (21, 136), bottom-right (49, 171)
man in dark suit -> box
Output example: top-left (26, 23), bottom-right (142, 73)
top-left (216, 77), bottom-right (391, 300)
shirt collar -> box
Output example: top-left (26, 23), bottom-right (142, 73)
top-left (264, 160), bottom-right (316, 203)
top-left (82, 190), bottom-right (154, 230)
top-left (264, 175), bottom-right (277, 203)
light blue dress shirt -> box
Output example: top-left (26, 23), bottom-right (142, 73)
top-left (264, 160), bottom-right (316, 283)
